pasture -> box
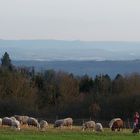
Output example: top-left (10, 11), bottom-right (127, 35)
top-left (0, 127), bottom-right (139, 140)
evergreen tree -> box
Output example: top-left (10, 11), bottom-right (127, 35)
top-left (1, 52), bottom-right (12, 70)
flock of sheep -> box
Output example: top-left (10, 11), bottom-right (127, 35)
top-left (0, 115), bottom-right (123, 132)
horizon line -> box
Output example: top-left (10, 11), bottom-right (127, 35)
top-left (1, 38), bottom-right (140, 42)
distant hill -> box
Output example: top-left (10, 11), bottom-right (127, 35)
top-left (1, 40), bottom-right (140, 78)
top-left (13, 60), bottom-right (140, 78)
top-left (0, 40), bottom-right (140, 61)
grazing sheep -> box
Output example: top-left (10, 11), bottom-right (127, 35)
top-left (109, 118), bottom-right (121, 128)
top-left (82, 121), bottom-right (95, 131)
top-left (63, 118), bottom-right (73, 128)
top-left (2, 117), bottom-right (20, 130)
top-left (27, 117), bottom-right (40, 128)
top-left (95, 123), bottom-right (103, 132)
top-left (40, 120), bottom-right (49, 130)
top-left (14, 115), bottom-right (22, 123)
top-left (21, 116), bottom-right (29, 125)
top-left (2, 117), bottom-right (12, 126)
top-left (54, 118), bottom-right (73, 129)
top-left (14, 115), bottom-right (29, 125)
top-left (11, 120), bottom-right (20, 130)
top-left (109, 118), bottom-right (124, 131)
top-left (54, 119), bottom-right (64, 128)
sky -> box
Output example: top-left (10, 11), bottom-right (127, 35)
top-left (0, 0), bottom-right (140, 41)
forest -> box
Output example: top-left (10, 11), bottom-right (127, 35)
top-left (0, 52), bottom-right (140, 120)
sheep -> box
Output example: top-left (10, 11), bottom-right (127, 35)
top-left (63, 118), bottom-right (73, 129)
top-left (109, 118), bottom-right (123, 131)
top-left (2, 117), bottom-right (20, 130)
top-left (54, 118), bottom-right (73, 129)
top-left (14, 115), bottom-right (29, 125)
top-left (11, 120), bottom-right (20, 130)
top-left (40, 120), bottom-right (49, 130)
top-left (82, 121), bottom-right (96, 131)
top-left (27, 117), bottom-right (40, 128)
top-left (95, 123), bottom-right (103, 132)
top-left (2, 117), bottom-right (12, 126)
top-left (109, 118), bottom-right (121, 128)
top-left (54, 119), bottom-right (64, 128)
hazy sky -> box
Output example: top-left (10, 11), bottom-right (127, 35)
top-left (0, 0), bottom-right (140, 41)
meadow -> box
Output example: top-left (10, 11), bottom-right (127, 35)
top-left (0, 127), bottom-right (139, 140)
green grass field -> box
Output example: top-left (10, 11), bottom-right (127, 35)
top-left (0, 127), bottom-right (139, 140)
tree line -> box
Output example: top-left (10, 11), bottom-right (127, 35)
top-left (0, 52), bottom-right (140, 120)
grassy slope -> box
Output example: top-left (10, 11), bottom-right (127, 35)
top-left (0, 128), bottom-right (139, 140)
